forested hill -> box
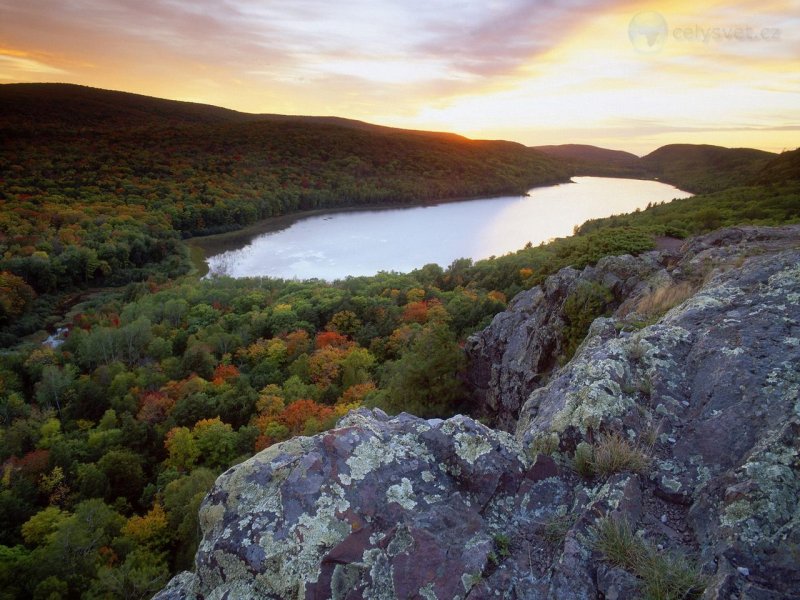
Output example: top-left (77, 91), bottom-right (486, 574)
top-left (533, 142), bottom-right (781, 191)
top-left (749, 146), bottom-right (800, 186)
top-left (639, 143), bottom-right (776, 193)
top-left (0, 83), bottom-right (463, 140)
top-left (531, 143), bottom-right (645, 178)
top-left (0, 83), bottom-right (255, 126)
top-left (0, 83), bottom-right (568, 295)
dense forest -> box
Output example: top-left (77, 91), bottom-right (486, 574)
top-left (0, 84), bottom-right (798, 599)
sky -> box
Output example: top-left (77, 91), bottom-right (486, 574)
top-left (0, 0), bottom-right (798, 154)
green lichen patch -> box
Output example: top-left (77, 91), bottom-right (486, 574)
top-left (719, 422), bottom-right (800, 546)
top-left (386, 478), bottom-right (417, 510)
top-left (453, 431), bottom-right (493, 465)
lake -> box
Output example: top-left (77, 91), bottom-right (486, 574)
top-left (203, 177), bottom-right (692, 280)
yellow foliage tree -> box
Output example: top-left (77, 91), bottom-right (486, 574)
top-left (122, 503), bottom-right (169, 550)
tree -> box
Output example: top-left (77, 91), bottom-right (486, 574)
top-left (136, 391), bottom-right (174, 424)
top-left (37, 499), bottom-right (125, 593)
top-left (308, 345), bottom-right (347, 389)
top-left (325, 310), bottom-right (361, 338)
top-left (192, 418), bottom-right (237, 469)
top-left (162, 469), bottom-right (216, 570)
top-left (88, 548), bottom-right (169, 600)
top-left (255, 385), bottom-right (284, 416)
top-left (180, 343), bottom-right (215, 380)
top-left (381, 322), bottom-right (465, 417)
top-left (284, 329), bottom-right (312, 358)
top-left (119, 317), bottom-right (152, 365)
top-left (97, 450), bottom-right (145, 505)
top-left (21, 507), bottom-right (69, 546)
top-left (314, 330), bottom-right (350, 349)
top-left (0, 271), bottom-right (36, 324)
top-left (561, 281), bottom-right (613, 362)
top-left (36, 365), bottom-right (77, 419)
top-left (0, 545), bottom-right (32, 599)
top-left (211, 364), bottom-right (240, 385)
top-left (122, 503), bottom-right (169, 550)
top-left (340, 347), bottom-right (375, 389)
top-left (278, 399), bottom-right (334, 435)
top-left (164, 427), bottom-right (199, 473)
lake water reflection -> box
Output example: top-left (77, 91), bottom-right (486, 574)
top-left (206, 177), bottom-right (692, 280)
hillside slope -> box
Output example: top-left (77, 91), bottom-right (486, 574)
top-left (640, 144), bottom-right (776, 193)
top-left (749, 147), bottom-right (800, 185)
top-left (531, 144), bottom-right (639, 165)
top-left (0, 83), bottom-right (468, 140)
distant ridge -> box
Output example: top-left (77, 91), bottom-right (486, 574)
top-left (531, 144), bottom-right (640, 166)
top-left (640, 143), bottom-right (776, 193)
top-left (0, 83), bottom-right (254, 126)
top-left (1, 83), bottom-right (787, 197)
top-left (749, 147), bottom-right (800, 185)
top-left (0, 83), bottom-right (463, 141)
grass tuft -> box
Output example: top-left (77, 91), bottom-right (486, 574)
top-left (592, 517), bottom-right (707, 600)
top-left (592, 432), bottom-right (650, 476)
top-left (593, 517), bottom-right (647, 567)
top-left (572, 441), bottom-right (595, 478)
top-left (634, 281), bottom-right (697, 319)
top-left (543, 513), bottom-right (576, 545)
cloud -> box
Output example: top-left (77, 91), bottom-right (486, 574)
top-left (0, 52), bottom-right (67, 78)
top-left (0, 0), bottom-right (630, 85)
top-left (412, 0), bottom-right (624, 77)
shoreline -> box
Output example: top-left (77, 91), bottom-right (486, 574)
top-left (186, 174), bottom-right (667, 277)
top-left (185, 179), bottom-right (573, 274)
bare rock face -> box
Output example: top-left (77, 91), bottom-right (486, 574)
top-left (156, 406), bottom-right (644, 599)
top-left (464, 252), bottom-right (668, 432)
top-left (153, 410), bottom-right (538, 599)
top-left (516, 225), bottom-right (800, 598)
top-left (157, 226), bottom-right (800, 600)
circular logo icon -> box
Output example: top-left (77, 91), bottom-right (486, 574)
top-left (628, 11), bottom-right (668, 54)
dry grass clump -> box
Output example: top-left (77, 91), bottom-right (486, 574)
top-left (592, 518), bottom-right (707, 600)
top-left (634, 281), bottom-right (697, 319)
top-left (593, 432), bottom-right (651, 476)
top-left (572, 432), bottom-right (650, 478)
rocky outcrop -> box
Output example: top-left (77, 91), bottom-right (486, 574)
top-left (154, 410), bottom-right (546, 599)
top-left (464, 252), bottom-right (669, 431)
top-left (157, 226), bottom-right (800, 599)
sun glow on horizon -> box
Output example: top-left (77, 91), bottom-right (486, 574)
top-left (0, 0), bottom-right (797, 154)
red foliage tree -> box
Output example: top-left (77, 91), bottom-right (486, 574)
top-left (401, 300), bottom-right (429, 324)
top-left (278, 399), bottom-right (335, 435)
top-left (136, 391), bottom-right (175, 424)
top-left (17, 449), bottom-right (51, 475)
top-left (212, 364), bottom-right (240, 385)
top-left (314, 330), bottom-right (350, 350)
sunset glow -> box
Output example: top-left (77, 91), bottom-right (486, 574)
top-left (1, 0), bottom-right (797, 153)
